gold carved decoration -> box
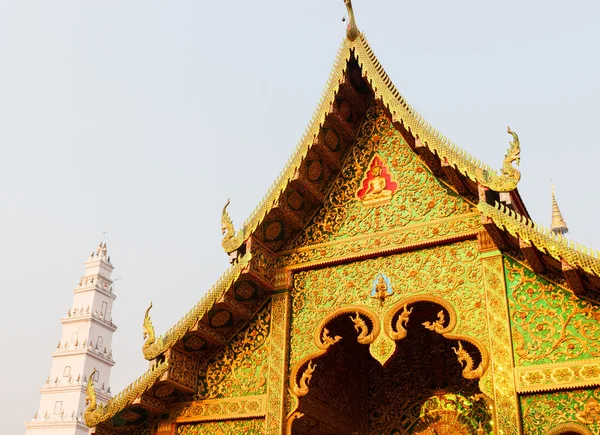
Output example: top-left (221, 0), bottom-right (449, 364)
top-left (479, 200), bottom-right (600, 278)
top-left (576, 398), bottom-right (600, 425)
top-left (388, 305), bottom-right (412, 340)
top-left (480, 253), bottom-right (520, 435)
top-left (277, 214), bottom-right (482, 271)
top-left (515, 358), bottom-right (600, 393)
top-left (84, 368), bottom-right (98, 424)
top-left (321, 328), bottom-right (342, 347)
top-left (170, 395), bottom-right (266, 423)
top-left (84, 360), bottom-right (169, 428)
top-left (423, 310), bottom-right (446, 333)
top-left (454, 341), bottom-right (485, 380)
top-left (289, 295), bottom-right (489, 405)
top-left (350, 312), bottom-right (373, 344)
top-left (294, 360), bottom-right (316, 397)
top-left (221, 199), bottom-right (244, 256)
top-left (545, 423), bottom-right (593, 435)
top-left (265, 293), bottom-right (291, 435)
top-left (142, 252), bottom-right (252, 361)
top-left (369, 272), bottom-right (394, 304)
top-left (142, 302), bottom-right (163, 360)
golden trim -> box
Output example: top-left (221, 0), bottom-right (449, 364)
top-left (515, 358), bottom-right (600, 394)
top-left (143, 252), bottom-right (252, 360)
top-left (277, 214), bottom-right (481, 270)
top-left (479, 201), bottom-right (600, 278)
top-left (84, 361), bottom-right (169, 428)
top-left (265, 293), bottom-right (291, 435)
top-left (480, 252), bottom-right (521, 434)
top-left (170, 395), bottom-right (266, 423)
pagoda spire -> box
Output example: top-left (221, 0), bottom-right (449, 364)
top-left (26, 242), bottom-right (118, 435)
top-left (550, 185), bottom-right (569, 235)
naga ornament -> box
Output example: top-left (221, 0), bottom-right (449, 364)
top-left (321, 328), bottom-right (342, 348)
top-left (142, 302), bottom-right (164, 360)
top-left (453, 341), bottom-right (485, 379)
top-left (423, 310), bottom-right (446, 333)
top-left (221, 199), bottom-right (244, 261)
top-left (389, 305), bottom-right (412, 340)
top-left (84, 368), bottom-right (99, 426)
top-left (477, 126), bottom-right (521, 192)
top-left (294, 361), bottom-right (316, 397)
top-left (502, 126), bottom-right (521, 183)
top-left (351, 312), bottom-right (376, 344)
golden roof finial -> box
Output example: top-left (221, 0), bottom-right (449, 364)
top-left (551, 184), bottom-right (569, 235)
top-left (343, 0), bottom-right (359, 41)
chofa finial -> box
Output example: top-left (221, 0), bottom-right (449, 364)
top-left (343, 0), bottom-right (359, 41)
top-left (221, 199), bottom-right (244, 262)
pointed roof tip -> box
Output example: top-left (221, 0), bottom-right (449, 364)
top-left (343, 0), bottom-right (360, 41)
top-left (551, 185), bottom-right (569, 235)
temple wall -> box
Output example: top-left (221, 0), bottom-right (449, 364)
top-left (287, 239), bottom-right (498, 434)
top-left (176, 419), bottom-right (264, 435)
top-left (504, 255), bottom-right (600, 434)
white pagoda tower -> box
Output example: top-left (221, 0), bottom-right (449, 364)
top-left (25, 242), bottom-right (117, 435)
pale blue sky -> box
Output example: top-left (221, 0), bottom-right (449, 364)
top-left (2, 1), bottom-right (600, 433)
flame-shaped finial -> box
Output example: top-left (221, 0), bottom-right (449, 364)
top-left (343, 0), bottom-right (359, 41)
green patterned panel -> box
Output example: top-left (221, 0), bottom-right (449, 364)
top-left (521, 388), bottom-right (600, 434)
top-left (290, 106), bottom-right (474, 249)
top-left (290, 240), bottom-right (485, 369)
top-left (196, 303), bottom-right (271, 399)
top-left (504, 256), bottom-right (600, 366)
top-left (177, 419), bottom-right (265, 435)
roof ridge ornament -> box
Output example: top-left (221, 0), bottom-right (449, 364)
top-left (500, 126), bottom-right (522, 188)
top-left (221, 199), bottom-right (244, 261)
top-left (344, 0), bottom-right (359, 41)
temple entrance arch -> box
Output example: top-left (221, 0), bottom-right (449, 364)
top-left (288, 297), bottom-right (493, 435)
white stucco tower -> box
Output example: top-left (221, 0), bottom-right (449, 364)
top-left (26, 242), bottom-right (117, 435)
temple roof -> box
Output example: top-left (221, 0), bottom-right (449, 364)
top-left (85, 26), bottom-right (600, 431)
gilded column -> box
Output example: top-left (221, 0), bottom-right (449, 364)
top-left (479, 230), bottom-right (522, 434)
top-left (265, 292), bottom-right (291, 435)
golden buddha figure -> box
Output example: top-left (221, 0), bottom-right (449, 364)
top-left (358, 157), bottom-right (398, 206)
top-left (363, 165), bottom-right (392, 202)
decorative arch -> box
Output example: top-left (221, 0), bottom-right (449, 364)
top-left (385, 294), bottom-right (489, 380)
top-left (288, 296), bottom-right (490, 416)
top-left (545, 423), bottom-right (593, 435)
top-left (289, 305), bottom-right (379, 397)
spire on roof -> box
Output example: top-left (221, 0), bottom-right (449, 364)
top-left (343, 0), bottom-right (359, 41)
top-left (551, 185), bottom-right (568, 235)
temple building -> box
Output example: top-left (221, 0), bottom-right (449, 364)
top-left (84, 3), bottom-right (600, 435)
top-left (26, 243), bottom-right (117, 435)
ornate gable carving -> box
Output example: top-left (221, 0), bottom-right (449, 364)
top-left (289, 105), bottom-right (475, 250)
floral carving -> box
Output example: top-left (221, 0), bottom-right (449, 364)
top-left (288, 106), bottom-right (475, 250)
top-left (521, 388), bottom-right (600, 434)
top-left (196, 303), bottom-right (271, 400)
top-left (505, 257), bottom-right (600, 365)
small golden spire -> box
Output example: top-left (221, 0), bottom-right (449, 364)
top-left (551, 185), bottom-right (568, 235)
top-left (343, 0), bottom-right (359, 41)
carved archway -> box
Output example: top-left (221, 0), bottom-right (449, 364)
top-left (545, 423), bottom-right (593, 435)
top-left (288, 297), bottom-right (493, 435)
